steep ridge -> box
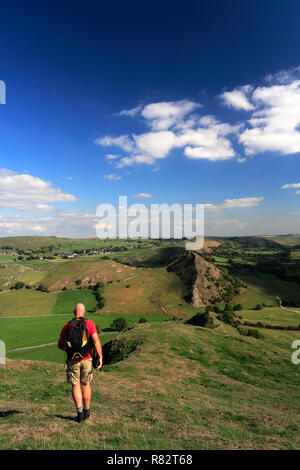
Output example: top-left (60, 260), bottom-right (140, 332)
top-left (167, 251), bottom-right (239, 307)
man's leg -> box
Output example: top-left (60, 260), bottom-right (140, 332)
top-left (67, 361), bottom-right (84, 423)
top-left (81, 382), bottom-right (91, 408)
top-left (72, 382), bottom-right (83, 409)
top-left (80, 360), bottom-right (93, 420)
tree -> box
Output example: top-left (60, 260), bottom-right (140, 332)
top-left (213, 306), bottom-right (221, 314)
top-left (36, 284), bottom-right (49, 293)
top-left (233, 303), bottom-right (243, 311)
top-left (185, 312), bottom-right (214, 329)
top-left (222, 310), bottom-right (235, 325)
top-left (14, 281), bottom-right (25, 290)
top-left (97, 299), bottom-right (105, 309)
top-left (93, 281), bottom-right (105, 291)
top-left (254, 304), bottom-right (263, 311)
top-left (111, 317), bottom-right (128, 332)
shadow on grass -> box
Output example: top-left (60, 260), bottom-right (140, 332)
top-left (51, 413), bottom-right (76, 422)
top-left (0, 410), bottom-right (23, 418)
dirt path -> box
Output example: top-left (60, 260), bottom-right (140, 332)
top-left (276, 296), bottom-right (300, 314)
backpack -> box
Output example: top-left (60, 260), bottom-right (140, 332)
top-left (65, 318), bottom-right (92, 361)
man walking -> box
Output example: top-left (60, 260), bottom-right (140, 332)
top-left (58, 303), bottom-right (103, 423)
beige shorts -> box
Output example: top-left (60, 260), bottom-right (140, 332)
top-left (66, 358), bottom-right (94, 385)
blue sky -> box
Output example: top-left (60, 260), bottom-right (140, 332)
top-left (1, 0), bottom-right (300, 237)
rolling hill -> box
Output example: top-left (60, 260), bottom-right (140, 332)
top-left (0, 319), bottom-right (299, 450)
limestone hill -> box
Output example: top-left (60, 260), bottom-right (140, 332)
top-left (167, 251), bottom-right (241, 307)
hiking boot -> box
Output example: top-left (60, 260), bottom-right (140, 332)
top-left (76, 411), bottom-right (84, 423)
top-left (83, 408), bottom-right (90, 421)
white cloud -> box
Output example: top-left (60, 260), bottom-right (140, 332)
top-left (134, 131), bottom-right (177, 159)
top-left (199, 115), bottom-right (218, 126)
top-left (95, 100), bottom-right (240, 163)
top-left (141, 100), bottom-right (200, 131)
top-left (134, 193), bottom-right (152, 198)
top-left (265, 66), bottom-right (300, 85)
top-left (220, 85), bottom-right (254, 111)
top-left (105, 154), bottom-right (119, 161)
top-left (95, 67), bottom-right (300, 168)
top-left (0, 215), bottom-right (48, 235)
top-left (282, 182), bottom-right (300, 189)
top-left (206, 197), bottom-right (263, 211)
top-left (239, 76), bottom-right (300, 155)
top-left (116, 155), bottom-right (155, 168)
top-left (221, 197), bottom-right (263, 208)
top-left (104, 174), bottom-right (122, 181)
top-left (0, 201), bottom-right (55, 212)
top-left (177, 123), bottom-right (239, 161)
top-left (95, 135), bottom-right (134, 152)
top-left (118, 105), bottom-right (143, 117)
top-left (0, 169), bottom-right (76, 213)
top-left (282, 182), bottom-right (300, 194)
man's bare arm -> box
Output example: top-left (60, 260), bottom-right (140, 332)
top-left (92, 332), bottom-right (103, 368)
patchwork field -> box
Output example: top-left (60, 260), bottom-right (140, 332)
top-left (1, 236), bottom-right (300, 450)
top-left (0, 257), bottom-right (197, 317)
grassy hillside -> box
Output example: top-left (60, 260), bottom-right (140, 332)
top-left (0, 320), bottom-right (299, 450)
top-left (41, 259), bottom-right (136, 292)
top-left (0, 264), bottom-right (195, 318)
top-left (1, 235), bottom-right (300, 450)
top-left (0, 290), bottom-right (57, 317)
top-left (101, 266), bottom-right (194, 317)
top-left (234, 273), bottom-right (300, 308)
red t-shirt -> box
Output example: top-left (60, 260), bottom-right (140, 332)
top-left (59, 318), bottom-right (97, 360)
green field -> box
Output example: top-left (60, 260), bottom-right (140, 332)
top-left (2, 314), bottom-right (172, 363)
top-left (0, 288), bottom-right (97, 317)
top-left (52, 289), bottom-right (98, 314)
top-left (233, 273), bottom-right (300, 309)
top-left (0, 320), bottom-right (299, 450)
top-left (0, 290), bottom-right (57, 317)
top-left (6, 332), bottom-right (118, 364)
top-left (240, 306), bottom-right (300, 328)
top-left (17, 271), bottom-right (48, 286)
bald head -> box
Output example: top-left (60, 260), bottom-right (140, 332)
top-left (74, 303), bottom-right (86, 317)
